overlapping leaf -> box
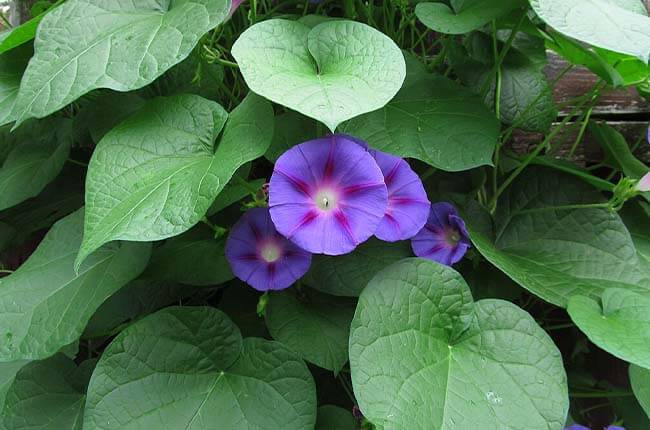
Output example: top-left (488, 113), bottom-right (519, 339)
top-left (83, 307), bottom-right (317, 429)
top-left (232, 19), bottom-right (405, 131)
top-left (467, 167), bottom-right (650, 307)
top-left (11, 0), bottom-right (231, 125)
top-left (77, 93), bottom-right (273, 268)
top-left (0, 209), bottom-right (150, 361)
top-left (630, 365), bottom-right (650, 417)
top-left (416, 0), bottom-right (525, 34)
top-left (349, 258), bottom-right (568, 429)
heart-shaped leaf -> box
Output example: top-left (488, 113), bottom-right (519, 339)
top-left (141, 224), bottom-right (233, 286)
top-left (0, 44), bottom-right (31, 126)
top-left (349, 258), bottom-right (568, 429)
top-left (568, 289), bottom-right (650, 369)
top-left (530, 0), bottom-right (650, 61)
top-left (1, 354), bottom-right (94, 430)
top-left (76, 93), bottom-right (273, 268)
top-left (83, 306), bottom-right (317, 429)
top-left (232, 19), bottom-right (405, 131)
top-left (0, 117), bottom-right (73, 211)
top-left (0, 209), bottom-right (150, 361)
top-left (316, 405), bottom-right (358, 430)
top-left (11, 0), bottom-right (231, 125)
top-left (304, 238), bottom-right (412, 297)
top-left (341, 73), bottom-right (499, 171)
top-left (630, 364), bottom-right (650, 417)
top-left (416, 0), bottom-right (525, 34)
top-left (467, 167), bottom-right (650, 307)
top-left (266, 288), bottom-right (355, 373)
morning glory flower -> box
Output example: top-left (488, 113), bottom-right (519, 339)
top-left (269, 134), bottom-right (388, 255)
top-left (637, 172), bottom-right (650, 192)
top-left (411, 202), bottom-right (471, 266)
top-left (225, 207), bottom-right (312, 291)
top-left (564, 426), bottom-right (589, 430)
top-left (369, 149), bottom-right (430, 242)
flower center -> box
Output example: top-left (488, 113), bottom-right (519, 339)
top-left (315, 188), bottom-right (338, 211)
top-left (444, 228), bottom-right (461, 247)
top-left (260, 242), bottom-right (282, 263)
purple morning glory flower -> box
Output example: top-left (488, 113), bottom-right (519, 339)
top-left (638, 172), bottom-right (650, 192)
top-left (225, 207), bottom-right (312, 291)
top-left (411, 202), bottom-right (471, 265)
top-left (564, 425), bottom-right (590, 430)
top-left (269, 134), bottom-right (388, 255)
top-left (370, 149), bottom-right (430, 242)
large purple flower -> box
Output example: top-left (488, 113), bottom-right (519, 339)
top-left (269, 134), bottom-right (388, 255)
top-left (370, 149), bottom-right (430, 242)
top-left (225, 207), bottom-right (312, 291)
top-left (411, 202), bottom-right (471, 266)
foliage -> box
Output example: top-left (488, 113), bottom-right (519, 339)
top-left (0, 0), bottom-right (648, 429)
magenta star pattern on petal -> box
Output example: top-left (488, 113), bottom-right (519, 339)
top-left (370, 149), bottom-right (430, 242)
top-left (269, 134), bottom-right (388, 255)
top-left (225, 207), bottom-right (312, 291)
top-left (411, 202), bottom-right (471, 266)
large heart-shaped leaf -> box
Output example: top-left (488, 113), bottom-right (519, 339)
top-left (630, 364), bottom-right (650, 417)
top-left (341, 74), bottom-right (499, 171)
top-left (11, 0), bottom-right (231, 125)
top-left (416, 0), bottom-right (525, 34)
top-left (568, 289), bottom-right (650, 369)
top-left (530, 0), bottom-right (650, 61)
top-left (0, 117), bottom-right (72, 211)
top-left (316, 405), bottom-right (358, 430)
top-left (76, 93), bottom-right (273, 268)
top-left (1, 354), bottom-right (94, 430)
top-left (232, 19), bottom-right (405, 132)
top-left (468, 167), bottom-right (650, 307)
top-left (83, 306), bottom-right (317, 429)
top-left (349, 258), bottom-right (568, 429)
top-left (304, 238), bottom-right (412, 297)
top-left (0, 209), bottom-right (150, 361)
top-left (265, 288), bottom-right (355, 373)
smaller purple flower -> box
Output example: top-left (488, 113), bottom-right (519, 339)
top-left (564, 425), bottom-right (590, 430)
top-left (605, 426), bottom-right (625, 430)
top-left (227, 0), bottom-right (245, 18)
top-left (370, 149), bottom-right (430, 242)
top-left (637, 172), bottom-right (650, 192)
top-left (411, 202), bottom-right (471, 266)
top-left (226, 207), bottom-right (312, 291)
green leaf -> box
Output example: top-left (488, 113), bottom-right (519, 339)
top-left (11, 0), bottom-right (231, 125)
top-left (349, 258), bottom-right (569, 429)
top-left (568, 288), bottom-right (650, 369)
top-left (266, 110), bottom-right (318, 163)
top-left (316, 405), bottom-right (358, 430)
top-left (530, 0), bottom-right (650, 62)
top-left (415, 0), bottom-right (525, 35)
top-left (141, 224), bottom-right (233, 286)
top-left (621, 201), bottom-right (650, 263)
top-left (207, 177), bottom-right (265, 215)
top-left (0, 117), bottom-right (72, 211)
top-left (265, 288), bottom-right (355, 373)
top-left (0, 209), bottom-right (150, 361)
top-left (77, 93), bottom-right (273, 268)
top-left (83, 279), bottom-right (195, 339)
top-left (0, 361), bottom-right (28, 408)
top-left (232, 19), bottom-right (405, 132)
top-left (83, 306), bottom-right (317, 429)
top-left (1, 354), bottom-right (93, 430)
top-left (589, 122), bottom-right (649, 179)
top-left (468, 167), bottom-right (650, 307)
top-left (630, 364), bottom-right (650, 418)
top-left (341, 73), bottom-right (498, 171)
top-left (0, 45), bottom-right (31, 126)
top-left (304, 238), bottom-right (412, 297)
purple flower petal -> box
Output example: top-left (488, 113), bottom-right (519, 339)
top-left (564, 426), bottom-right (590, 430)
top-left (637, 172), bottom-right (650, 192)
top-left (411, 202), bottom-right (471, 266)
top-left (225, 207), bottom-right (312, 291)
top-left (269, 134), bottom-right (388, 255)
top-left (369, 149), bottom-right (430, 242)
